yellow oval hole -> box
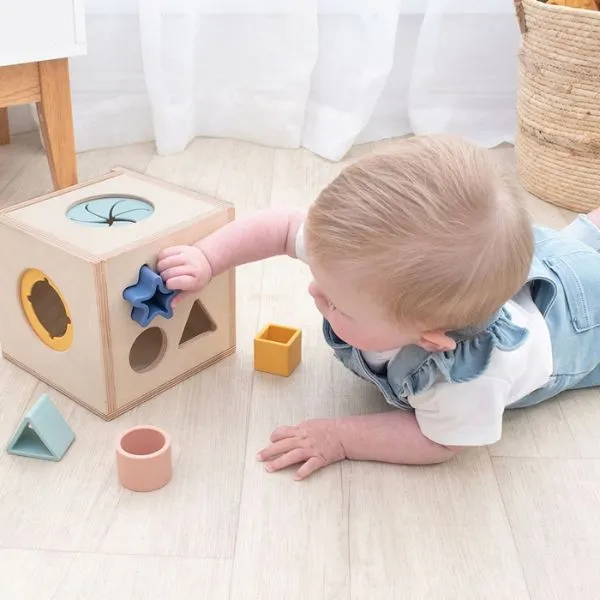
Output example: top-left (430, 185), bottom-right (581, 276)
top-left (19, 269), bottom-right (73, 351)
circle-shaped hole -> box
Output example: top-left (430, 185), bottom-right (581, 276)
top-left (19, 268), bottom-right (73, 351)
top-left (120, 427), bottom-right (167, 456)
top-left (66, 195), bottom-right (154, 227)
top-left (129, 327), bottom-right (166, 373)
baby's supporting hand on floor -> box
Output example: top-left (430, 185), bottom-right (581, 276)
top-left (258, 411), bottom-right (462, 480)
top-left (257, 419), bottom-right (347, 481)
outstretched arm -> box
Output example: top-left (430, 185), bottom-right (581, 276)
top-left (157, 208), bottom-right (305, 294)
top-left (197, 208), bottom-right (306, 277)
top-left (258, 411), bottom-right (462, 481)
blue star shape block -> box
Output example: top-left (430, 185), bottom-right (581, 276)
top-left (122, 264), bottom-right (178, 327)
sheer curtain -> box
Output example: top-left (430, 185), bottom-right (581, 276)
top-left (9, 0), bottom-right (522, 161)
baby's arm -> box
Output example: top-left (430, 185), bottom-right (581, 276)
top-left (158, 209), bottom-right (305, 294)
top-left (337, 411), bottom-right (461, 465)
top-left (196, 208), bottom-right (305, 276)
top-left (259, 368), bottom-right (514, 479)
top-left (258, 411), bottom-right (460, 481)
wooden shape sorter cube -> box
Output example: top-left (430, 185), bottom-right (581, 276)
top-left (0, 168), bottom-right (235, 420)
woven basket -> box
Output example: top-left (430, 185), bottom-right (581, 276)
top-left (514, 0), bottom-right (600, 212)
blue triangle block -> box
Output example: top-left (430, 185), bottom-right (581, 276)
top-left (122, 264), bottom-right (178, 327)
top-left (7, 394), bottom-right (75, 461)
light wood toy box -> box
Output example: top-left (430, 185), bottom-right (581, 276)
top-left (0, 168), bottom-right (235, 420)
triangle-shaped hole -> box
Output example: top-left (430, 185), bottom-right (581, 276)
top-left (179, 300), bottom-right (217, 347)
top-left (10, 423), bottom-right (54, 458)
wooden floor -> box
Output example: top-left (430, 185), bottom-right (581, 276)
top-left (1, 132), bottom-right (599, 600)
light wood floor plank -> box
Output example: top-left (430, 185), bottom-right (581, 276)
top-left (230, 147), bottom-right (355, 600)
top-left (559, 388), bottom-right (600, 457)
top-left (0, 549), bottom-right (74, 600)
top-left (57, 553), bottom-right (230, 600)
top-left (0, 358), bottom-right (40, 449)
top-left (494, 457), bottom-right (600, 600)
top-left (348, 451), bottom-right (530, 599)
top-left (490, 401), bottom-right (580, 458)
top-left (0, 381), bottom-right (127, 552)
top-left (0, 131), bottom-right (42, 199)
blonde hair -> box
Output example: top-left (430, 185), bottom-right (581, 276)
top-left (305, 135), bottom-right (533, 331)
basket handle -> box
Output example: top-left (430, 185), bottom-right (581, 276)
top-left (514, 0), bottom-right (528, 34)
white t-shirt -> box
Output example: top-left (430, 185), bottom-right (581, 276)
top-left (294, 224), bottom-right (553, 447)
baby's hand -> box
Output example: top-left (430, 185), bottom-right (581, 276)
top-left (157, 245), bottom-right (212, 304)
top-left (257, 419), bottom-right (347, 481)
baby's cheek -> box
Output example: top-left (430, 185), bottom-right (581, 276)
top-left (348, 330), bottom-right (376, 348)
top-left (330, 318), bottom-right (362, 346)
top-left (347, 324), bottom-right (389, 351)
top-left (325, 312), bottom-right (345, 336)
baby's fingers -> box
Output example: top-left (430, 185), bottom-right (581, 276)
top-left (164, 274), bottom-right (200, 291)
top-left (257, 437), bottom-right (300, 462)
top-left (294, 456), bottom-right (326, 481)
top-left (264, 448), bottom-right (311, 473)
top-left (157, 245), bottom-right (188, 261)
top-left (270, 425), bottom-right (299, 443)
top-left (156, 253), bottom-right (186, 273)
top-left (161, 264), bottom-right (198, 284)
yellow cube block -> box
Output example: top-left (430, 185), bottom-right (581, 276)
top-left (254, 324), bottom-right (302, 377)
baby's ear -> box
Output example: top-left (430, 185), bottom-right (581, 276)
top-left (418, 331), bottom-right (456, 353)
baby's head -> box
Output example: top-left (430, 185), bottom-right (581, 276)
top-left (304, 134), bottom-right (533, 353)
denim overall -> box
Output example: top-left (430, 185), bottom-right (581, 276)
top-left (322, 215), bottom-right (600, 411)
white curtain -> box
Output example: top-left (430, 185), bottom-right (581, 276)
top-left (9, 0), bottom-right (522, 161)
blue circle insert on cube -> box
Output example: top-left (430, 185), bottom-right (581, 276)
top-left (66, 196), bottom-right (154, 227)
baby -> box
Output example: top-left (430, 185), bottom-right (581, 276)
top-left (157, 134), bottom-right (600, 481)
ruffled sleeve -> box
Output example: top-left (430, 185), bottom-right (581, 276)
top-left (389, 307), bottom-right (530, 400)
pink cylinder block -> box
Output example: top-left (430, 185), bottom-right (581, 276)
top-left (116, 425), bottom-right (172, 492)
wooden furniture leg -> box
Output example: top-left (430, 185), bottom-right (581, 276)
top-left (36, 59), bottom-right (77, 189)
top-left (0, 59), bottom-right (77, 190)
top-left (0, 107), bottom-right (9, 145)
